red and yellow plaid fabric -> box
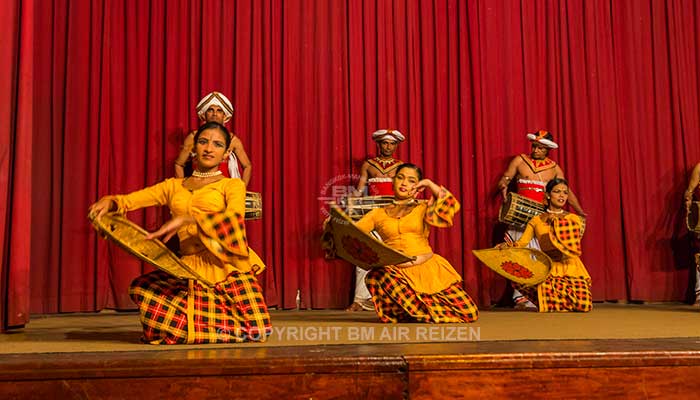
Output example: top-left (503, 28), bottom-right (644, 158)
top-left (129, 270), bottom-right (271, 344)
top-left (365, 267), bottom-right (478, 323)
top-left (515, 275), bottom-right (592, 312)
top-left (424, 190), bottom-right (461, 228)
top-left (195, 211), bottom-right (249, 259)
top-left (549, 214), bottom-right (583, 257)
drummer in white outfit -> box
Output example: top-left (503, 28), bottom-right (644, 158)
top-left (174, 91), bottom-right (252, 186)
top-left (347, 129), bottom-right (406, 312)
top-left (496, 131), bottom-right (586, 309)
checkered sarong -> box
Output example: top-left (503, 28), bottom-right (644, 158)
top-left (365, 267), bottom-right (478, 323)
top-left (515, 275), bottom-right (592, 312)
top-left (129, 270), bottom-right (271, 344)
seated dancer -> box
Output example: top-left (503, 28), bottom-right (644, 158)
top-left (175, 91), bottom-right (252, 186)
top-left (684, 162), bottom-right (700, 306)
top-left (354, 163), bottom-right (479, 323)
top-left (347, 129), bottom-right (405, 312)
top-left (89, 122), bottom-right (271, 344)
top-left (497, 130), bottom-right (585, 310)
top-left (497, 178), bottom-right (592, 312)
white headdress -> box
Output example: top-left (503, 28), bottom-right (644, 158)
top-left (526, 130), bottom-right (558, 149)
top-left (196, 92), bottom-right (234, 122)
top-left (371, 129), bottom-right (405, 143)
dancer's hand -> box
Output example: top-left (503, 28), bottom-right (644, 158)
top-left (413, 179), bottom-right (442, 198)
top-left (88, 198), bottom-right (116, 220)
top-left (146, 215), bottom-right (195, 243)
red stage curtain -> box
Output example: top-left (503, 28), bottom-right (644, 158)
top-left (2, 1), bottom-right (700, 327)
top-left (0, 0), bottom-right (34, 329)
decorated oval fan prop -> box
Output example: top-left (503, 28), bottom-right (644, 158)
top-left (322, 204), bottom-right (414, 270)
top-left (472, 247), bottom-right (552, 286)
top-left (89, 212), bottom-right (214, 287)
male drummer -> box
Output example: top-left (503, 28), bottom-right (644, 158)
top-left (174, 91), bottom-right (253, 185)
top-left (496, 130), bottom-right (585, 309)
top-left (684, 162), bottom-right (700, 305)
top-left (346, 129), bottom-right (405, 312)
top-left (354, 129), bottom-right (406, 197)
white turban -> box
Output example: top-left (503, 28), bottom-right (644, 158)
top-left (526, 130), bottom-right (558, 149)
top-left (371, 129), bottom-right (405, 143)
top-left (196, 92), bottom-right (234, 122)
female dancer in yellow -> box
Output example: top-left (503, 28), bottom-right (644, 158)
top-left (498, 178), bottom-right (592, 312)
top-left (89, 121), bottom-right (271, 344)
top-left (354, 163), bottom-right (478, 323)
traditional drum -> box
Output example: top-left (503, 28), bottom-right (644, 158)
top-left (472, 247), bottom-right (552, 286)
top-left (245, 191), bottom-right (263, 220)
top-left (88, 212), bottom-right (214, 287)
top-left (342, 195), bottom-right (394, 220)
top-left (687, 201), bottom-right (700, 233)
top-left (499, 192), bottom-right (545, 227)
top-left (322, 204), bottom-right (414, 269)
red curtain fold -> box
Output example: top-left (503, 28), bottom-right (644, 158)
top-left (2, 1), bottom-right (700, 326)
top-left (1, 0), bottom-right (34, 329)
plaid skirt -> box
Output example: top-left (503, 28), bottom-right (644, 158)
top-left (515, 275), bottom-right (592, 312)
top-left (365, 267), bottom-right (479, 323)
top-left (129, 270), bottom-right (271, 344)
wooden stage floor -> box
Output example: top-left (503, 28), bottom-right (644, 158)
top-left (1, 304), bottom-right (700, 399)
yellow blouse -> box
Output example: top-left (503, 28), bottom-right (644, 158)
top-left (354, 192), bottom-right (464, 294)
top-left (110, 178), bottom-right (265, 283)
top-left (515, 213), bottom-right (590, 280)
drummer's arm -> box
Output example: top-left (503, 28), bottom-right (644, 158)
top-left (498, 157), bottom-right (520, 199)
top-left (685, 164), bottom-right (700, 210)
top-left (231, 136), bottom-right (252, 187)
top-left (567, 191), bottom-right (585, 217)
top-left (174, 133), bottom-right (194, 178)
top-left (555, 166), bottom-right (586, 216)
top-left (354, 162), bottom-right (370, 197)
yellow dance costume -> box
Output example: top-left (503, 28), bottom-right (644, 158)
top-left (108, 178), bottom-right (271, 344)
top-left (513, 213), bottom-right (592, 312)
top-left (355, 191), bottom-right (479, 323)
